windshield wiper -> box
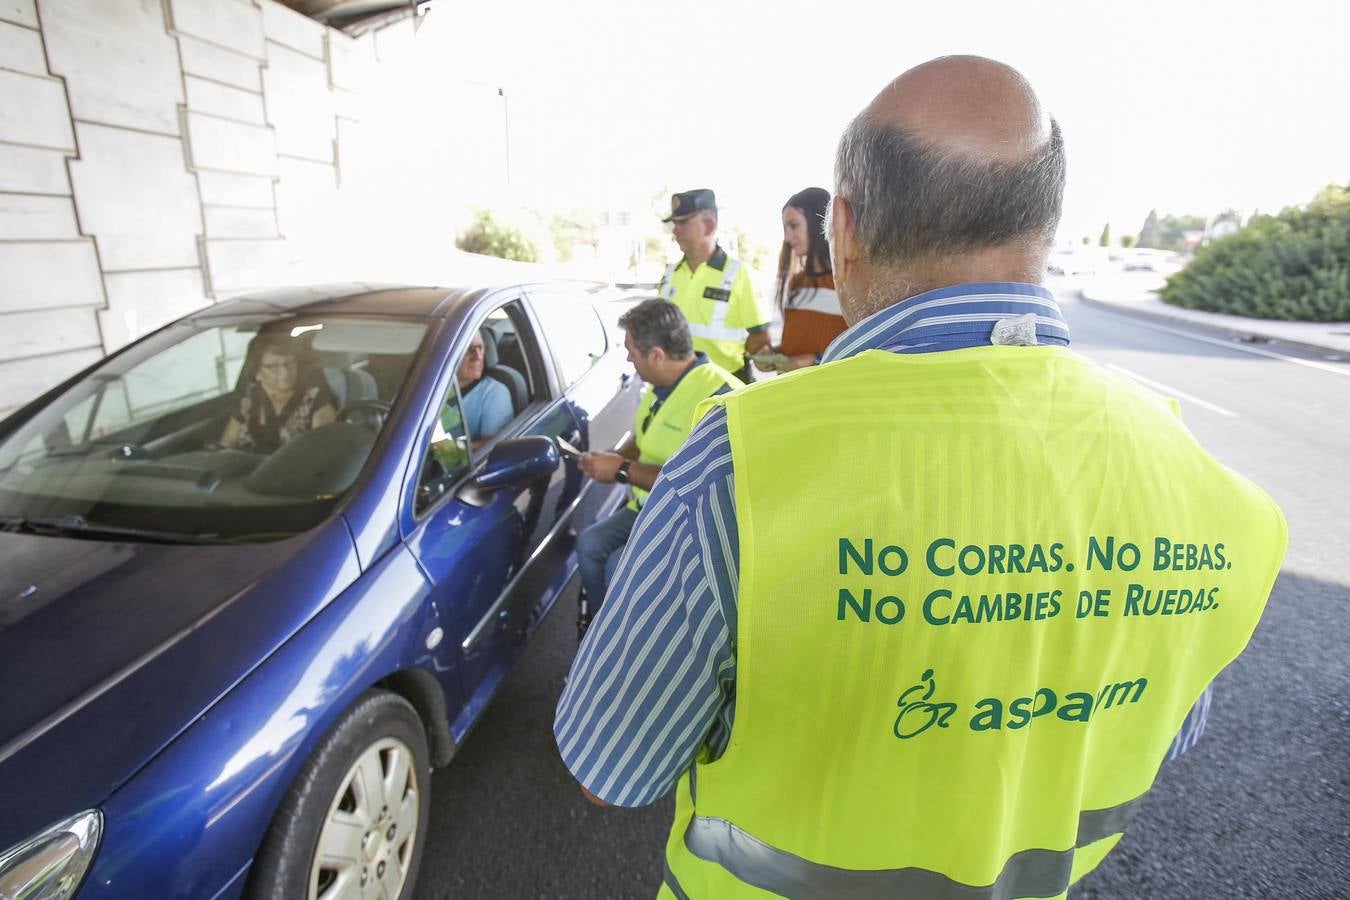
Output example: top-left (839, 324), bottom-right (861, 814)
top-left (0, 514), bottom-right (235, 545)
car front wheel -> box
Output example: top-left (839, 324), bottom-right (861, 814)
top-left (249, 690), bottom-right (431, 900)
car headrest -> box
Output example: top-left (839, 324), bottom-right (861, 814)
top-left (478, 326), bottom-right (501, 367)
top-left (321, 366), bottom-right (348, 408)
top-left (321, 364), bottom-right (379, 410)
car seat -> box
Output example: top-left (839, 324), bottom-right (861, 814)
top-left (478, 327), bottom-right (527, 413)
top-left (321, 362), bottom-right (379, 410)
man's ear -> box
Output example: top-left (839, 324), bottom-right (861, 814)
top-left (831, 196), bottom-right (858, 278)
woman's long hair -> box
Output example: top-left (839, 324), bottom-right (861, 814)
top-left (774, 187), bottom-right (833, 312)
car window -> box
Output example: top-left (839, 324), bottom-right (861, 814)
top-left (89, 328), bottom-right (246, 438)
top-left (416, 386), bottom-right (471, 515)
top-left (412, 300), bottom-right (548, 517)
top-left (529, 290), bottom-right (608, 386)
top-left (0, 316), bottom-right (429, 543)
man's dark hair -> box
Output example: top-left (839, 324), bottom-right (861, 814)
top-left (835, 113), bottom-right (1066, 263)
top-left (619, 298), bottom-right (694, 359)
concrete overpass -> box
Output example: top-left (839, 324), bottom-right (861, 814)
top-left (0, 0), bottom-right (502, 415)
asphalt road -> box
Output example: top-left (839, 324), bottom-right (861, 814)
top-left (414, 287), bottom-right (1350, 899)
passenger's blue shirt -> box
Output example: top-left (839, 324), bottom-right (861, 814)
top-left (555, 282), bottom-right (1211, 807)
top-left (461, 377), bottom-right (513, 440)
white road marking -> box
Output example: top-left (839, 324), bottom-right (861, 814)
top-left (1090, 308), bottom-right (1350, 379)
top-left (1105, 363), bottom-right (1239, 418)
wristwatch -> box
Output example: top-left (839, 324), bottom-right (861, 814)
top-left (614, 460), bottom-right (631, 485)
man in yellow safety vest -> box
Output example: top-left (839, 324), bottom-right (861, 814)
top-left (658, 189), bottom-right (774, 382)
top-left (574, 298), bottom-right (741, 639)
top-left (555, 56), bottom-right (1286, 899)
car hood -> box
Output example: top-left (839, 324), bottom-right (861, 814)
top-left (0, 518), bottom-right (361, 850)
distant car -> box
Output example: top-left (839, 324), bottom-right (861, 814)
top-left (1124, 249), bottom-right (1178, 272)
top-left (1046, 249), bottom-right (1098, 276)
top-left (0, 283), bottom-right (639, 899)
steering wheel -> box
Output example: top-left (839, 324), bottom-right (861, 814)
top-left (338, 398), bottom-right (391, 432)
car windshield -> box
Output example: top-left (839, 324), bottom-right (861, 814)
top-left (0, 315), bottom-right (428, 543)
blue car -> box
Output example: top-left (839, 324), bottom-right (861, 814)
top-left (0, 282), bottom-right (639, 900)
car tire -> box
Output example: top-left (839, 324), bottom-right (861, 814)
top-left (247, 690), bottom-right (431, 900)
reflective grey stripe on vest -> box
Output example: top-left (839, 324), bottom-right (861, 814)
top-left (683, 793), bottom-right (1146, 900)
top-left (659, 263), bottom-right (679, 301)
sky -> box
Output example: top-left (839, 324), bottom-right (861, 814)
top-left (407, 0), bottom-right (1350, 247)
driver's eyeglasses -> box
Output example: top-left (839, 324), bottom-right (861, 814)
top-left (464, 345), bottom-right (486, 358)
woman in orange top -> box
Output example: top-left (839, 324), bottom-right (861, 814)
top-left (755, 186), bottom-right (848, 373)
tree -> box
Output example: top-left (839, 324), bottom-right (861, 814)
top-left (731, 224), bottom-right (772, 273)
top-left (1138, 209), bottom-right (1161, 249)
top-left (548, 210), bottom-right (599, 263)
top-left (1159, 184), bottom-right (1350, 321)
top-left (1137, 208), bottom-right (1206, 252)
top-left (1121, 234), bottom-right (1137, 248)
top-left (455, 209), bottom-right (539, 262)
top-left (1099, 222), bottom-right (1111, 247)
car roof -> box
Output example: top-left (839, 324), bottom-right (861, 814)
top-left (184, 282), bottom-right (551, 321)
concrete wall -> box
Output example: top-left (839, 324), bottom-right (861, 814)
top-left (0, 0), bottom-right (472, 415)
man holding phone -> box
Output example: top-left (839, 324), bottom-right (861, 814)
top-left (573, 298), bottom-right (742, 639)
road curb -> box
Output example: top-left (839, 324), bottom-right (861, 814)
top-left (1076, 291), bottom-right (1349, 358)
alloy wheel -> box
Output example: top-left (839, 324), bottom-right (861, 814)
top-left (309, 737), bottom-right (420, 900)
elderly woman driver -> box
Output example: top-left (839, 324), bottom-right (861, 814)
top-left (220, 334), bottom-right (337, 453)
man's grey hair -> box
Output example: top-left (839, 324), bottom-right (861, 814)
top-left (619, 298), bottom-right (694, 359)
top-left (698, 208), bottom-right (718, 228)
top-left (834, 113), bottom-right (1066, 264)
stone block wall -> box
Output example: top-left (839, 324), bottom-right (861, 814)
top-left (0, 0), bottom-right (431, 415)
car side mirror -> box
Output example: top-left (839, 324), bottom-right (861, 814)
top-left (457, 436), bottom-right (559, 507)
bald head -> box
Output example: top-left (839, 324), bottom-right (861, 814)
top-left (830, 56), bottom-right (1066, 320)
top-left (867, 56), bottom-right (1053, 164)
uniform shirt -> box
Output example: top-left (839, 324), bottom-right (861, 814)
top-left (643, 353), bottom-right (713, 409)
top-left (555, 282), bottom-right (1211, 807)
top-left (659, 245), bottom-right (772, 373)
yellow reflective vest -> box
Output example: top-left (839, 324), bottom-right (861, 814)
top-left (629, 360), bottom-right (743, 511)
top-left (662, 345), bottom-right (1286, 900)
top-left (659, 246), bottom-right (771, 374)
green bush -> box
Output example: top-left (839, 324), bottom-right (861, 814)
top-left (1159, 185), bottom-right (1350, 321)
top-left (455, 209), bottom-right (539, 263)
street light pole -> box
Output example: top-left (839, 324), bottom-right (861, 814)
top-left (499, 86), bottom-right (510, 189)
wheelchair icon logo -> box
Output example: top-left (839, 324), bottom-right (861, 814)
top-left (894, 668), bottom-right (959, 740)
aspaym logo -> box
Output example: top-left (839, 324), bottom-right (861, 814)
top-left (893, 669), bottom-right (1150, 739)
top-left (893, 668), bottom-right (958, 739)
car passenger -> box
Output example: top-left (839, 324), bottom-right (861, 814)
top-left (445, 332), bottom-right (513, 446)
top-left (220, 335), bottom-right (337, 453)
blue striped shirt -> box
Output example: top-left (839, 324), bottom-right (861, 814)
top-left (555, 282), bottom-right (1210, 807)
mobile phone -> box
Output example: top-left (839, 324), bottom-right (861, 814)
top-left (557, 437), bottom-right (583, 460)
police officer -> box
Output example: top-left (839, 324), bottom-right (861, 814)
top-left (658, 189), bottom-right (773, 382)
top-left (573, 298), bottom-right (742, 638)
top-left (556, 56), bottom-right (1286, 898)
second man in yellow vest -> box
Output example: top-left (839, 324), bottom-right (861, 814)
top-left (659, 189), bottom-right (774, 382)
top-left (574, 298), bottom-right (742, 638)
